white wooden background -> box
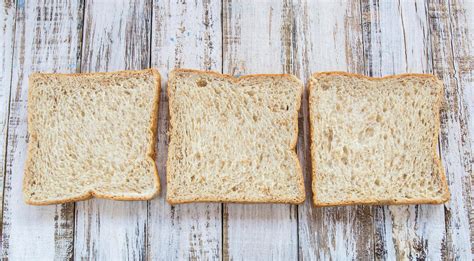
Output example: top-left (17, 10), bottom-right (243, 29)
top-left (0, 0), bottom-right (472, 260)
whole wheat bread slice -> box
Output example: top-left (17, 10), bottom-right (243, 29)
top-left (23, 69), bottom-right (160, 205)
top-left (309, 72), bottom-right (450, 206)
top-left (167, 69), bottom-right (305, 204)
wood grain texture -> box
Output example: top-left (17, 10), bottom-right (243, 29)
top-left (361, 1), bottom-right (448, 259)
top-left (0, 0), bottom-right (16, 231)
top-left (1, 0), bottom-right (82, 259)
top-left (222, 1), bottom-right (298, 259)
top-left (73, 0), bottom-right (151, 260)
top-left (0, 1), bottom-right (473, 259)
top-left (295, 0), bottom-right (374, 260)
top-left (429, 0), bottom-right (473, 259)
top-left (147, 0), bottom-right (222, 259)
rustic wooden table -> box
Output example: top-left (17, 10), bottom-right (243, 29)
top-left (0, 0), bottom-right (472, 260)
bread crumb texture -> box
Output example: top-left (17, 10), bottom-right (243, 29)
top-left (167, 69), bottom-right (305, 204)
top-left (23, 69), bottom-right (160, 205)
top-left (310, 73), bottom-right (449, 206)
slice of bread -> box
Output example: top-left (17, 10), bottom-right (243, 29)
top-left (23, 69), bottom-right (161, 205)
top-left (309, 72), bottom-right (450, 206)
top-left (167, 69), bottom-right (305, 204)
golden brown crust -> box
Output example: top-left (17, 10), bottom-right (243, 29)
top-left (313, 197), bottom-right (449, 207)
top-left (167, 68), bottom-right (305, 204)
top-left (309, 71), bottom-right (450, 207)
top-left (170, 68), bottom-right (303, 84)
top-left (311, 71), bottom-right (442, 80)
top-left (167, 196), bottom-right (305, 205)
top-left (24, 69), bottom-right (161, 205)
top-left (432, 77), bottom-right (451, 203)
top-left (308, 79), bottom-right (319, 206)
top-left (148, 68), bottom-right (162, 197)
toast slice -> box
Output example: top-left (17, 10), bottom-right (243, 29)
top-left (23, 69), bottom-right (161, 205)
top-left (167, 69), bottom-right (305, 204)
top-left (309, 72), bottom-right (450, 206)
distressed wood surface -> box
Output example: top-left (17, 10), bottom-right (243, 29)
top-left (222, 1), bottom-right (298, 259)
top-left (295, 1), bottom-right (374, 260)
top-left (1, 0), bottom-right (82, 259)
top-left (361, 0), bottom-right (448, 259)
top-left (73, 0), bottom-right (151, 260)
top-left (0, 0), bottom-right (15, 230)
top-left (0, 0), bottom-right (473, 260)
top-left (429, 0), bottom-right (473, 259)
top-left (147, 0), bottom-right (222, 259)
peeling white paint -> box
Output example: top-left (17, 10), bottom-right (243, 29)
top-left (1, 1), bottom-right (81, 259)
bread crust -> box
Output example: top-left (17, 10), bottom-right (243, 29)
top-left (24, 69), bottom-right (161, 205)
top-left (167, 68), bottom-right (305, 204)
top-left (308, 71), bottom-right (450, 207)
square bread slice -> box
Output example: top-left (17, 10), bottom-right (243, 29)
top-left (167, 69), bottom-right (305, 204)
top-left (23, 69), bottom-right (161, 205)
top-left (309, 72), bottom-right (450, 206)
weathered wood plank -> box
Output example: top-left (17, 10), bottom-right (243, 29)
top-left (0, 0), bottom-right (16, 232)
top-left (429, 0), bottom-right (473, 259)
top-left (361, 0), bottom-right (447, 259)
top-left (295, 0), bottom-right (374, 259)
top-left (1, 0), bottom-right (82, 259)
top-left (222, 1), bottom-right (298, 259)
top-left (147, 0), bottom-right (222, 259)
top-left (73, 0), bottom-right (151, 260)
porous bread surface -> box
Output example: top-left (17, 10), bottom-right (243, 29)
top-left (167, 69), bottom-right (305, 204)
top-left (23, 69), bottom-right (160, 205)
top-left (309, 72), bottom-right (450, 206)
